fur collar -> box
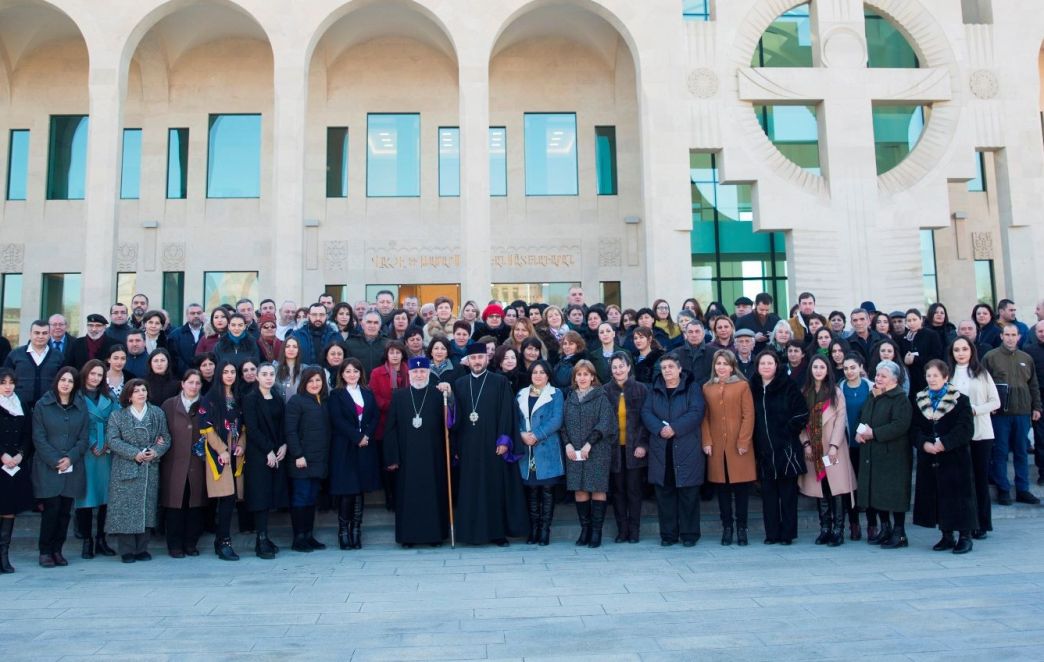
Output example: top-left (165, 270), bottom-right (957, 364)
top-left (916, 384), bottom-right (960, 420)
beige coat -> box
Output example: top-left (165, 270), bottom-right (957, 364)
top-left (700, 378), bottom-right (756, 484)
top-left (204, 426), bottom-right (246, 500)
top-left (798, 388), bottom-right (856, 498)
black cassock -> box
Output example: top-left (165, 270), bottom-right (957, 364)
top-left (384, 383), bottom-right (449, 544)
top-left (452, 371), bottom-right (528, 543)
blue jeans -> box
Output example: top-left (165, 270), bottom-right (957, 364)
top-left (291, 478), bottom-right (321, 507)
top-left (990, 414), bottom-right (1031, 492)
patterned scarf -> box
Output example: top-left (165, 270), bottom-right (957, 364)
top-left (804, 386), bottom-right (831, 481)
top-left (916, 383), bottom-right (960, 420)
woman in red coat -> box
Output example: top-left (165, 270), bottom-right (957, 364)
top-left (368, 341), bottom-right (409, 511)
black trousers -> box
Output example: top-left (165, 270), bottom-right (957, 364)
top-left (655, 443), bottom-right (700, 542)
top-left (610, 447), bottom-right (643, 534)
top-left (214, 495), bottom-right (236, 540)
top-left (716, 482), bottom-right (750, 527)
top-left (842, 446), bottom-right (861, 524)
top-left (761, 476), bottom-right (798, 542)
top-left (166, 483), bottom-right (203, 551)
top-left (74, 504), bottom-right (107, 539)
top-left (1034, 396), bottom-right (1044, 470)
top-left (970, 438), bottom-right (993, 532)
top-left (39, 496), bottom-right (74, 554)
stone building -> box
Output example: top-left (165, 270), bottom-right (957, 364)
top-left (0, 0), bottom-right (1041, 339)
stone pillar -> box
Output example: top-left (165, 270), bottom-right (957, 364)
top-left (458, 53), bottom-right (492, 303)
top-left (81, 61), bottom-right (124, 317)
top-left (270, 52), bottom-right (308, 304)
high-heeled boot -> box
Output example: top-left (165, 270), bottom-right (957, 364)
top-left (538, 487), bottom-right (555, 546)
top-left (0, 518), bottom-right (14, 573)
top-left (338, 496), bottom-right (352, 550)
top-left (349, 496), bottom-right (364, 550)
top-left (525, 487), bottom-right (540, 545)
top-left (588, 501), bottom-right (607, 549)
top-left (574, 501), bottom-right (592, 546)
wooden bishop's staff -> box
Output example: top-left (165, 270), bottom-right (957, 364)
top-left (443, 390), bottom-right (456, 549)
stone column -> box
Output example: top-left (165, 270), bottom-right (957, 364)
top-left (457, 52), bottom-right (492, 303)
top-left (270, 51), bottom-right (308, 304)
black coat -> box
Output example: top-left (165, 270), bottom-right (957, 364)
top-left (640, 370), bottom-right (706, 488)
top-left (212, 335), bottom-right (261, 371)
top-left (285, 394), bottom-right (330, 479)
top-left (632, 348), bottom-right (664, 385)
top-left (912, 388), bottom-right (977, 532)
top-left (66, 335), bottom-right (115, 371)
top-left (327, 386), bottom-right (381, 495)
top-left (552, 354), bottom-right (584, 390)
top-left (750, 372), bottom-right (809, 480)
top-left (3, 344), bottom-right (64, 407)
top-left (0, 396), bottom-right (33, 515)
top-left (242, 389), bottom-right (288, 510)
top-left (603, 379), bottom-right (650, 472)
top-left (674, 341), bottom-right (713, 387)
top-left (735, 312), bottom-right (782, 351)
top-left (900, 330), bottom-right (944, 396)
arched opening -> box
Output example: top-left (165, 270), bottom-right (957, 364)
top-left (489, 2), bottom-right (640, 306)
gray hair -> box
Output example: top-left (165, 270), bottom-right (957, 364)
top-left (771, 319), bottom-right (792, 337)
top-left (875, 359), bottom-right (901, 380)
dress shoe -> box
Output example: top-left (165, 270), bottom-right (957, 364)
top-left (614, 531), bottom-right (627, 544)
top-left (184, 547), bottom-right (200, 557)
top-left (135, 552), bottom-right (152, 561)
top-left (306, 536), bottom-right (327, 550)
top-left (849, 522), bottom-right (862, 541)
top-left (763, 538), bottom-right (777, 545)
top-left (880, 526), bottom-right (908, 549)
top-left (291, 534), bottom-right (313, 553)
top-left (869, 522), bottom-right (892, 545)
top-left (736, 528), bottom-right (748, 546)
top-left (971, 530), bottom-right (988, 540)
top-left (39, 554), bottom-right (56, 568)
top-left (779, 539), bottom-right (792, 546)
top-left (215, 539), bottom-right (240, 561)
top-left (952, 536), bottom-right (973, 555)
top-left (660, 539), bottom-right (675, 547)
top-left (169, 549), bottom-right (186, 559)
top-left (932, 532), bottom-right (955, 551)
top-left (121, 554), bottom-right (135, 564)
top-left (1015, 490), bottom-right (1040, 505)
top-left (95, 535), bottom-right (116, 557)
top-left (52, 552), bottom-right (68, 567)
top-left (997, 491), bottom-right (1013, 505)
top-left (682, 539), bottom-right (696, 547)
top-left (864, 525), bottom-right (878, 544)
top-left (494, 539), bottom-right (510, 548)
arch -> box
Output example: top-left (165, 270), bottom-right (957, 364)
top-left (0, 0), bottom-right (89, 103)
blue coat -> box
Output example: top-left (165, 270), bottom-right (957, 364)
top-left (327, 386), bottom-right (381, 495)
top-left (167, 324), bottom-right (202, 377)
top-left (641, 371), bottom-right (706, 488)
top-left (291, 322), bottom-right (341, 366)
top-left (515, 386), bottom-right (565, 481)
top-left (75, 392), bottom-right (117, 509)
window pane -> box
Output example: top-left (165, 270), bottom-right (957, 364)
top-left (367, 114), bottom-right (421, 197)
top-left (872, 104), bottom-right (926, 175)
top-left (491, 282), bottom-right (580, 308)
top-left (865, 12), bottom-right (918, 68)
top-left (203, 272), bottom-right (259, 311)
top-left (162, 272), bottom-right (185, 327)
top-left (595, 126), bottom-right (618, 195)
top-left (489, 127), bottom-right (507, 197)
top-left (438, 127), bottom-right (460, 197)
top-left (167, 128), bottom-right (189, 199)
top-left (207, 114), bottom-right (261, 198)
top-left (1, 273), bottom-right (22, 346)
top-left (967, 151), bottom-right (986, 192)
top-left (752, 3), bottom-right (812, 67)
top-left (364, 284), bottom-right (399, 303)
top-left (325, 284), bottom-right (347, 303)
top-left (46, 116), bottom-right (88, 200)
top-left (920, 229), bottom-right (938, 307)
top-left (120, 128), bottom-right (142, 200)
top-left (326, 127), bottom-right (349, 198)
top-left (599, 281), bottom-right (621, 307)
top-left (974, 260), bottom-right (995, 307)
top-left (7, 130), bottom-right (29, 201)
top-left (754, 105), bottom-right (821, 174)
top-left (524, 113), bottom-right (578, 196)
top-left (40, 273), bottom-right (82, 336)
top-left (116, 272), bottom-right (137, 309)
top-left (682, 0), bottom-right (710, 20)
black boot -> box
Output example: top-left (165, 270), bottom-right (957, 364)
top-left (868, 521), bottom-right (891, 545)
top-left (721, 524), bottom-right (733, 546)
top-left (338, 497), bottom-right (352, 550)
top-left (350, 496), bottom-right (364, 550)
top-left (525, 488), bottom-right (540, 545)
top-left (215, 538), bottom-right (239, 561)
top-left (880, 524), bottom-right (908, 549)
top-left (932, 530), bottom-right (955, 551)
top-left (538, 487), bottom-right (555, 546)
top-left (828, 499), bottom-right (845, 547)
top-left (81, 537), bottom-right (95, 559)
top-left (305, 506), bottom-right (326, 550)
top-left (574, 501), bottom-right (592, 546)
top-left (95, 506), bottom-right (115, 556)
top-left (290, 508), bottom-right (312, 552)
top-left (588, 501), bottom-right (607, 549)
top-left (0, 518), bottom-right (14, 573)
top-left (815, 499), bottom-right (831, 545)
top-left (953, 532), bottom-right (973, 555)
top-left (255, 531), bottom-right (276, 560)
top-left (736, 527), bottom-right (748, 546)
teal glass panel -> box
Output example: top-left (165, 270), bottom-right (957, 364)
top-left (167, 128), bottom-right (188, 199)
top-left (595, 126), bottom-right (618, 196)
top-left (866, 11), bottom-right (918, 68)
top-left (120, 128), bottom-right (142, 200)
top-left (754, 105), bottom-right (821, 174)
top-left (489, 127), bottom-right (507, 197)
top-left (326, 127), bottom-right (348, 198)
top-left (0, 273), bottom-right (22, 346)
top-left (367, 113), bottom-right (421, 197)
top-left (682, 0), bottom-right (710, 20)
top-left (162, 272), bottom-right (185, 327)
top-left (438, 127), bottom-right (460, 197)
top-left (207, 114), bottom-right (261, 198)
top-left (40, 273), bottom-right (82, 335)
top-left (872, 105), bottom-right (926, 174)
top-left (752, 3), bottom-right (812, 67)
top-left (920, 229), bottom-right (938, 307)
top-left (6, 130), bottom-right (29, 201)
top-left (967, 151), bottom-right (986, 192)
top-left (974, 260), bottom-right (995, 307)
top-left (46, 116), bottom-right (88, 200)
top-left (203, 272), bottom-right (259, 311)
top-left (524, 113), bottom-right (578, 196)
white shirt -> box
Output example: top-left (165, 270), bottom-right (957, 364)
top-left (27, 344), bottom-right (49, 366)
top-left (130, 404), bottom-right (148, 421)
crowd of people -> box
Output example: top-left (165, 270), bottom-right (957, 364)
top-left (0, 287), bottom-right (1041, 572)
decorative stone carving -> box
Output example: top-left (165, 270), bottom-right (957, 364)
top-left (324, 241), bottom-right (350, 272)
top-left (598, 238), bottom-right (622, 268)
top-left (116, 243), bottom-right (139, 271)
top-left (687, 68), bottom-right (719, 99)
top-left (969, 69), bottom-right (999, 100)
top-left (490, 244), bottom-right (581, 270)
top-left (820, 27), bottom-right (867, 69)
top-left (971, 232), bottom-right (994, 260)
top-left (0, 243), bottom-right (24, 271)
top-left (161, 243), bottom-right (186, 270)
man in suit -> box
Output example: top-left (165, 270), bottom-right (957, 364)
top-left (47, 314), bottom-right (72, 364)
top-left (67, 314), bottom-right (113, 370)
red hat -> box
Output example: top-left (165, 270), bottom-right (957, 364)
top-left (258, 313), bottom-right (277, 326)
top-left (481, 304), bottom-right (505, 321)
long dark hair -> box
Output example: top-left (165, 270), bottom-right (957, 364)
top-left (297, 366), bottom-right (329, 400)
top-left (78, 359), bottom-right (112, 399)
top-left (947, 336), bottom-right (985, 380)
top-left (51, 366), bottom-right (80, 402)
top-left (802, 355), bottom-right (837, 408)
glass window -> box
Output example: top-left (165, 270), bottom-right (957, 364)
top-left (754, 105), bottom-right (821, 174)
top-left (920, 229), bottom-right (938, 307)
top-left (595, 126), bottom-right (618, 195)
top-left (0, 273), bottom-right (22, 346)
top-left (203, 272), bottom-right (259, 311)
top-left (46, 115), bottom-right (88, 200)
top-left (40, 273), bottom-right (82, 335)
top-left (967, 151), bottom-right (986, 192)
top-left (324, 284), bottom-right (346, 303)
top-left (116, 272), bottom-right (137, 309)
top-left (167, 128), bottom-right (189, 199)
top-left (600, 281), bottom-right (621, 308)
top-left (491, 283), bottom-right (579, 308)
top-left (163, 272), bottom-right (185, 327)
top-left (489, 127), bottom-right (507, 197)
top-left (438, 127), bottom-right (460, 197)
top-left (120, 129), bottom-right (142, 200)
top-left (524, 113), bottom-right (578, 196)
top-left (6, 130), bottom-right (29, 201)
top-left (367, 114), bottom-right (421, 197)
top-left (752, 3), bottom-right (812, 67)
top-left (865, 11), bottom-right (918, 68)
top-left (208, 114), bottom-right (261, 198)
top-left (364, 284), bottom-right (399, 303)
top-left (974, 260), bottom-right (995, 307)
top-left (326, 127), bottom-right (349, 198)
top-left (682, 0), bottom-right (710, 21)
top-left (872, 104), bottom-right (927, 175)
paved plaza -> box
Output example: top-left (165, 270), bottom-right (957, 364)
top-left (1, 501), bottom-right (1043, 661)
